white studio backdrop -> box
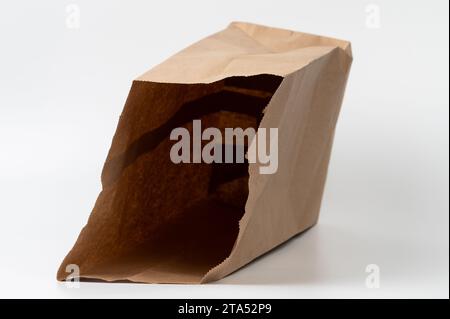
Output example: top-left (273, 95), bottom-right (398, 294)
top-left (0, 0), bottom-right (448, 298)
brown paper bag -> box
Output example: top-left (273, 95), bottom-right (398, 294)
top-left (57, 22), bottom-right (352, 284)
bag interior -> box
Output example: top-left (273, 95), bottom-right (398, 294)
top-left (66, 74), bottom-right (283, 283)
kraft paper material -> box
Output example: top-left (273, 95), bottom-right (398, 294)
top-left (57, 22), bottom-right (353, 284)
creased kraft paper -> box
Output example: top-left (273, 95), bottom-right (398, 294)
top-left (57, 22), bottom-right (352, 284)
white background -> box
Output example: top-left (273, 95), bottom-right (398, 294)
top-left (0, 0), bottom-right (448, 298)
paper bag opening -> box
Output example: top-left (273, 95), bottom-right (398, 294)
top-left (57, 74), bottom-right (283, 283)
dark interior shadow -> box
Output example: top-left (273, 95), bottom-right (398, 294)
top-left (80, 198), bottom-right (244, 283)
top-left (102, 75), bottom-right (282, 187)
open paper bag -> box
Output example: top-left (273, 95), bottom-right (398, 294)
top-left (57, 22), bottom-right (352, 283)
